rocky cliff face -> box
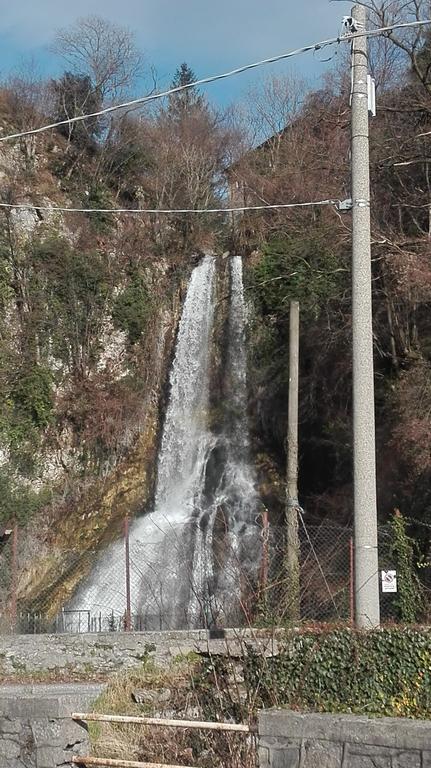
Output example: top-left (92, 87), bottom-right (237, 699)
top-left (14, 252), bottom-right (271, 625)
top-left (0, 100), bottom-right (197, 617)
top-left (17, 292), bottom-right (183, 616)
top-left (0, 98), bottom-right (275, 623)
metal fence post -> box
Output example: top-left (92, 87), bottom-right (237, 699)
top-left (260, 508), bottom-right (269, 598)
top-left (124, 515), bottom-right (132, 631)
top-left (10, 522), bottom-right (18, 632)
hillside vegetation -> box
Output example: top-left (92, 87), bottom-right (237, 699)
top-left (0, 4), bottom-right (430, 595)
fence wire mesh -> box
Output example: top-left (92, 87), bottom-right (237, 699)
top-left (260, 523), bottom-right (353, 625)
top-left (0, 524), bottom-right (17, 633)
top-left (1, 514), bottom-right (430, 633)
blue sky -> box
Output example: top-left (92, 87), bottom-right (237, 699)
top-left (0, 1), bottom-right (354, 107)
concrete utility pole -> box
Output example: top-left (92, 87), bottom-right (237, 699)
top-left (351, 4), bottom-right (380, 628)
top-left (285, 300), bottom-right (300, 621)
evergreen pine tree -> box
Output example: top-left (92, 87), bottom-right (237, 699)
top-left (167, 62), bottom-right (206, 121)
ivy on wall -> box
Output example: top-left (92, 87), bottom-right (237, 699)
top-left (244, 628), bottom-right (431, 719)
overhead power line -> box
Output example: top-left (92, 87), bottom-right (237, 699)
top-left (0, 19), bottom-right (430, 144)
top-left (0, 199), bottom-right (341, 215)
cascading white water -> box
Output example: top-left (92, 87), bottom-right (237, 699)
top-left (223, 255), bottom-right (259, 549)
top-left (68, 254), bottom-right (260, 631)
top-left (70, 255), bottom-right (217, 628)
top-left (188, 255), bottom-right (259, 626)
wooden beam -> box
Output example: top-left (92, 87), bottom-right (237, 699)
top-left (72, 757), bottom-right (196, 768)
top-left (72, 713), bottom-right (251, 733)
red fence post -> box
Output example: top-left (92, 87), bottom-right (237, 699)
top-left (124, 515), bottom-right (132, 631)
top-left (10, 522), bottom-right (18, 632)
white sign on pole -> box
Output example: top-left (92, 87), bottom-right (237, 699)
top-left (381, 570), bottom-right (397, 593)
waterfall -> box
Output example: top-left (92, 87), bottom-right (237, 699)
top-left (216, 255), bottom-right (259, 620)
top-left (70, 255), bottom-right (216, 629)
top-left (68, 254), bottom-right (260, 630)
top-left (188, 255), bottom-right (259, 626)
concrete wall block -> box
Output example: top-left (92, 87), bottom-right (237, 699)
top-left (0, 736), bottom-right (21, 760)
top-left (31, 720), bottom-right (63, 747)
top-left (0, 683), bottom-right (98, 768)
top-left (1, 761), bottom-right (27, 768)
top-left (0, 698), bottom-right (60, 720)
top-left (35, 744), bottom-right (63, 768)
top-left (259, 745), bottom-right (271, 768)
top-left (348, 746), bottom-right (398, 757)
top-left (0, 717), bottom-right (22, 734)
top-left (346, 748), bottom-right (421, 768)
top-left (56, 691), bottom-right (104, 717)
top-left (302, 740), bottom-right (343, 768)
top-left (341, 721), bottom-right (400, 749)
top-left (347, 752), bottom-right (391, 768)
top-left (260, 737), bottom-right (301, 751)
top-left (270, 748), bottom-right (300, 768)
top-left (346, 743), bottom-right (402, 768)
top-left (391, 751), bottom-right (421, 768)
top-left (258, 711), bottom-right (431, 752)
top-left (343, 755), bottom-right (382, 768)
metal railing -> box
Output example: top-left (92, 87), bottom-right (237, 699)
top-left (72, 712), bottom-right (253, 768)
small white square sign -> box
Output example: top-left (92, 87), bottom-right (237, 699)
top-left (381, 570), bottom-right (397, 593)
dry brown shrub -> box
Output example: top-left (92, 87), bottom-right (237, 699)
top-left (90, 656), bottom-right (257, 768)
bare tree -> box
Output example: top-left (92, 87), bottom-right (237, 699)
top-left (360, 1), bottom-right (431, 92)
top-left (51, 15), bottom-right (144, 102)
top-left (246, 73), bottom-right (308, 145)
top-left (2, 60), bottom-right (53, 165)
top-left (228, 72), bottom-right (351, 244)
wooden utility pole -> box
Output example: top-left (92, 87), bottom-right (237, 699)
top-left (285, 300), bottom-right (300, 621)
top-left (350, 4), bottom-right (380, 628)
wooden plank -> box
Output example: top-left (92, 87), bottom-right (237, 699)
top-left (72, 713), bottom-right (251, 733)
top-left (72, 757), bottom-right (196, 768)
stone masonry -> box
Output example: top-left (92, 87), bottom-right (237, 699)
top-left (0, 683), bottom-right (103, 768)
top-left (258, 710), bottom-right (431, 768)
top-left (0, 629), bottom-right (281, 677)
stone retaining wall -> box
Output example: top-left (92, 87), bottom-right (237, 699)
top-left (258, 710), bottom-right (431, 768)
top-left (0, 629), bottom-right (279, 677)
top-left (0, 683), bottom-right (103, 768)
top-left (2, 683), bottom-right (431, 767)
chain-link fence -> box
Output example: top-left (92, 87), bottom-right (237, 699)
top-left (260, 522), bottom-right (353, 625)
top-left (0, 523), bottom-right (18, 633)
top-left (1, 514), bottom-right (430, 633)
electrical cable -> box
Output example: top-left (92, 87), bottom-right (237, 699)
top-left (0, 199), bottom-right (341, 215)
top-left (0, 19), bottom-right (430, 144)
